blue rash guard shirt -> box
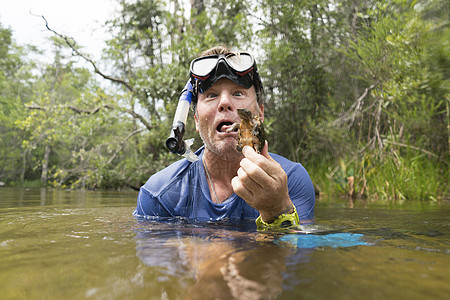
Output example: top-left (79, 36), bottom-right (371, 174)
top-left (133, 147), bottom-right (315, 222)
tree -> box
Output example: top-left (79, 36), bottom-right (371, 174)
top-left (256, 0), bottom-right (338, 162)
top-left (0, 22), bottom-right (35, 183)
top-left (335, 0), bottom-right (449, 199)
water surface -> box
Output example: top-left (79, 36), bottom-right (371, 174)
top-left (0, 188), bottom-right (448, 299)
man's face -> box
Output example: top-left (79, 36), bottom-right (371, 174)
top-left (194, 78), bottom-right (264, 158)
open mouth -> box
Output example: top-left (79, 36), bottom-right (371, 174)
top-left (217, 121), bottom-right (237, 133)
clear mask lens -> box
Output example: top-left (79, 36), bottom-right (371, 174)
top-left (191, 57), bottom-right (218, 77)
top-left (226, 54), bottom-right (254, 72)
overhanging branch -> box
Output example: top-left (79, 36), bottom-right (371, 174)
top-left (38, 14), bottom-right (135, 92)
top-left (24, 104), bottom-right (46, 111)
top-left (25, 103), bottom-right (153, 131)
top-left (67, 104), bottom-right (114, 115)
top-left (107, 128), bottom-right (146, 165)
top-left (332, 83), bottom-right (376, 128)
top-left (384, 140), bottom-right (448, 165)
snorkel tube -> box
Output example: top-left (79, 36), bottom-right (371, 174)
top-left (165, 80), bottom-right (199, 162)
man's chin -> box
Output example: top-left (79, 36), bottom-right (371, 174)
top-left (205, 141), bottom-right (241, 159)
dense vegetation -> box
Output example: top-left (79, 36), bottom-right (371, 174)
top-left (0, 0), bottom-right (448, 201)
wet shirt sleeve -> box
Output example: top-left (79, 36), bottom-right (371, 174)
top-left (286, 163), bottom-right (315, 222)
top-left (134, 187), bottom-right (173, 218)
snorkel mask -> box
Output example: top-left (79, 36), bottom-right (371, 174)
top-left (166, 52), bottom-right (263, 162)
top-left (190, 52), bottom-right (256, 94)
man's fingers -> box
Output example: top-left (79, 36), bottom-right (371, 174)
top-left (237, 166), bottom-right (263, 190)
top-left (260, 140), bottom-right (271, 160)
top-left (239, 157), bottom-right (273, 187)
top-left (241, 145), bottom-right (282, 183)
top-left (231, 176), bottom-right (253, 200)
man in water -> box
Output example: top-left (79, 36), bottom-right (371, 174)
top-left (134, 46), bottom-right (315, 228)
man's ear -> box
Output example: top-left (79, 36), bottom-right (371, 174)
top-left (258, 104), bottom-right (264, 123)
top-left (194, 113), bottom-right (199, 132)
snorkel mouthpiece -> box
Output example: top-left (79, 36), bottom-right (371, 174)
top-left (165, 80), bottom-right (199, 162)
top-left (166, 121), bottom-right (185, 153)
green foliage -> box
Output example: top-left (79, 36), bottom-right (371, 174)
top-left (256, 0), bottom-right (362, 164)
top-left (0, 23), bottom-right (35, 182)
top-left (368, 152), bottom-right (445, 201)
top-left (0, 0), bottom-right (447, 201)
top-left (326, 0), bottom-right (449, 199)
top-left (321, 149), bottom-right (447, 201)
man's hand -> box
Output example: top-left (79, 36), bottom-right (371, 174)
top-left (231, 141), bottom-right (294, 223)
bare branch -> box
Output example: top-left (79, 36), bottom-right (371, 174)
top-left (38, 14), bottom-right (135, 92)
top-left (68, 104), bottom-right (153, 131)
top-left (24, 104), bottom-right (46, 110)
top-left (67, 104), bottom-right (114, 115)
top-left (25, 103), bottom-right (153, 131)
top-left (332, 84), bottom-right (376, 127)
top-left (123, 108), bottom-right (153, 131)
top-left (374, 99), bottom-right (383, 149)
top-left (107, 128), bottom-right (146, 165)
top-left (383, 140), bottom-right (449, 166)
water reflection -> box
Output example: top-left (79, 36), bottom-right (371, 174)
top-left (135, 223), bottom-right (295, 299)
top-left (40, 187), bottom-right (47, 205)
top-left (134, 220), bottom-right (369, 299)
top-left (182, 237), bottom-right (292, 299)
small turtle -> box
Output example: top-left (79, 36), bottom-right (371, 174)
top-left (227, 108), bottom-right (265, 153)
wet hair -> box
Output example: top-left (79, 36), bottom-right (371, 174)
top-left (191, 46), bottom-right (264, 112)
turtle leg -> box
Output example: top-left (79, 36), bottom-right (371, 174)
top-left (226, 122), bottom-right (240, 132)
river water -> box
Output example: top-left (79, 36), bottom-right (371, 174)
top-left (0, 187), bottom-right (449, 299)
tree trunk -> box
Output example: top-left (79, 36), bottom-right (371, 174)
top-left (190, 0), bottom-right (205, 32)
top-left (190, 0), bottom-right (204, 15)
top-left (41, 144), bottom-right (50, 185)
top-left (20, 149), bottom-right (28, 183)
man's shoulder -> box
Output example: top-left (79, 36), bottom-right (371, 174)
top-left (140, 146), bottom-right (205, 197)
top-left (142, 158), bottom-right (197, 195)
top-left (270, 152), bottom-right (315, 221)
top-left (270, 152), bottom-right (306, 172)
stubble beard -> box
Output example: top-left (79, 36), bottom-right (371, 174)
top-left (197, 122), bottom-right (241, 160)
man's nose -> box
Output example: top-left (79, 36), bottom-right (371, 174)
top-left (218, 93), bottom-right (234, 112)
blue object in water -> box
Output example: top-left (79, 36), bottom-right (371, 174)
top-left (278, 233), bottom-right (367, 249)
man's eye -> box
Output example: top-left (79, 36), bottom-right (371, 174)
top-left (205, 93), bottom-right (217, 99)
top-left (234, 91), bottom-right (243, 97)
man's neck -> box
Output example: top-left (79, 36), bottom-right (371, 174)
top-left (202, 149), bottom-right (242, 203)
top-left (203, 149), bottom-right (241, 181)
